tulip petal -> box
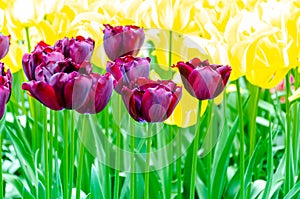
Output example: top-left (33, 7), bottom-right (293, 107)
top-left (188, 66), bottom-right (222, 100)
top-left (141, 86), bottom-right (172, 122)
top-left (22, 81), bottom-right (63, 110)
top-left (94, 73), bottom-right (114, 113)
top-left (0, 86), bottom-right (10, 119)
top-left (76, 73), bottom-right (113, 114)
top-left (64, 74), bottom-right (93, 109)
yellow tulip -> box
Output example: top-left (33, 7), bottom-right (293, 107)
top-left (136, 0), bottom-right (199, 34)
top-left (245, 28), bottom-right (298, 88)
top-left (45, 5), bottom-right (77, 39)
top-left (1, 41), bottom-right (26, 73)
top-left (257, 0), bottom-right (300, 67)
top-left (4, 0), bottom-right (45, 27)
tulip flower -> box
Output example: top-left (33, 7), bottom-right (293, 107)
top-left (106, 55), bottom-right (150, 93)
top-left (121, 77), bottom-right (182, 122)
top-left (173, 58), bottom-right (231, 100)
top-left (0, 63), bottom-right (12, 119)
top-left (103, 24), bottom-right (145, 61)
top-left (0, 34), bottom-right (10, 60)
top-left (22, 36), bottom-right (113, 113)
top-left (76, 72), bottom-right (114, 114)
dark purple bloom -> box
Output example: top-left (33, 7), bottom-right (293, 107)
top-left (76, 73), bottom-right (114, 114)
top-left (106, 55), bottom-right (150, 93)
top-left (121, 77), bottom-right (182, 123)
top-left (103, 24), bottom-right (145, 61)
top-left (173, 58), bottom-right (232, 100)
top-left (0, 63), bottom-right (12, 119)
top-left (22, 37), bottom-right (113, 114)
top-left (0, 34), bottom-right (10, 60)
top-left (54, 36), bottom-right (95, 67)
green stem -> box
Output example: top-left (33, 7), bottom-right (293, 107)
top-left (189, 100), bottom-right (202, 199)
top-left (130, 120), bottom-right (135, 199)
top-left (76, 115), bottom-right (87, 199)
top-left (206, 101), bottom-right (214, 199)
top-left (292, 69), bottom-right (299, 176)
top-left (144, 124), bottom-right (152, 199)
top-left (44, 108), bottom-right (50, 199)
top-left (249, 86), bottom-right (260, 155)
top-left (113, 98), bottom-right (122, 199)
top-left (69, 111), bottom-right (75, 199)
top-left (49, 110), bottom-right (54, 198)
top-left (25, 27), bottom-right (31, 52)
top-left (167, 126), bottom-right (172, 199)
top-left (104, 106), bottom-right (111, 199)
top-left (236, 80), bottom-right (245, 199)
top-left (64, 110), bottom-right (69, 199)
top-left (54, 111), bottom-right (59, 195)
top-left (262, 115), bottom-right (273, 199)
top-left (284, 73), bottom-right (292, 194)
top-left (168, 30), bottom-right (172, 67)
top-left (176, 127), bottom-right (182, 199)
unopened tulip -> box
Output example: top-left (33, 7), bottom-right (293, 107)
top-left (173, 58), bottom-right (231, 100)
top-left (121, 77), bottom-right (182, 122)
top-left (103, 24), bottom-right (145, 61)
top-left (106, 55), bottom-right (150, 93)
top-left (0, 63), bottom-right (12, 119)
top-left (0, 34), bottom-right (10, 60)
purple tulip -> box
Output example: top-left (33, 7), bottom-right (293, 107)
top-left (106, 55), bottom-right (150, 93)
top-left (121, 77), bottom-right (182, 123)
top-left (103, 24), bottom-right (145, 61)
top-left (54, 36), bottom-right (95, 68)
top-left (76, 73), bottom-right (114, 114)
top-left (0, 34), bottom-right (10, 60)
top-left (173, 58), bottom-right (232, 100)
top-left (22, 37), bottom-right (113, 113)
top-left (0, 63), bottom-right (12, 119)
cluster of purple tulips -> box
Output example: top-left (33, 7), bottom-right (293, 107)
top-left (0, 24), bottom-right (232, 122)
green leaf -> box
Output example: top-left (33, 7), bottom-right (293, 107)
top-left (283, 181), bottom-right (300, 199)
top-left (90, 165), bottom-right (104, 199)
top-left (211, 117), bottom-right (239, 199)
top-left (250, 180), bottom-right (266, 199)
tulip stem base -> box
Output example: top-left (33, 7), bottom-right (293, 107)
top-left (63, 110), bottom-right (69, 199)
top-left (284, 73), bottom-right (292, 194)
top-left (189, 100), bottom-right (202, 199)
top-left (144, 124), bottom-right (152, 199)
top-left (130, 120), bottom-right (135, 199)
top-left (76, 115), bottom-right (86, 199)
top-left (236, 80), bottom-right (245, 199)
top-left (176, 127), bottom-right (182, 199)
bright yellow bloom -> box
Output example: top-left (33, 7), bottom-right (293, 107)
top-left (136, 0), bottom-right (199, 34)
top-left (245, 28), bottom-right (298, 88)
top-left (135, 0), bottom-right (204, 71)
top-left (256, 0), bottom-right (300, 67)
top-left (1, 41), bottom-right (27, 73)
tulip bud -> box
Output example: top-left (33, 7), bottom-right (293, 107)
top-left (103, 24), bottom-right (145, 61)
top-left (173, 58), bottom-right (231, 100)
top-left (0, 34), bottom-right (10, 60)
top-left (76, 73), bottom-right (114, 114)
top-left (121, 77), bottom-right (182, 122)
top-left (106, 55), bottom-right (150, 93)
top-left (0, 63), bottom-right (12, 119)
